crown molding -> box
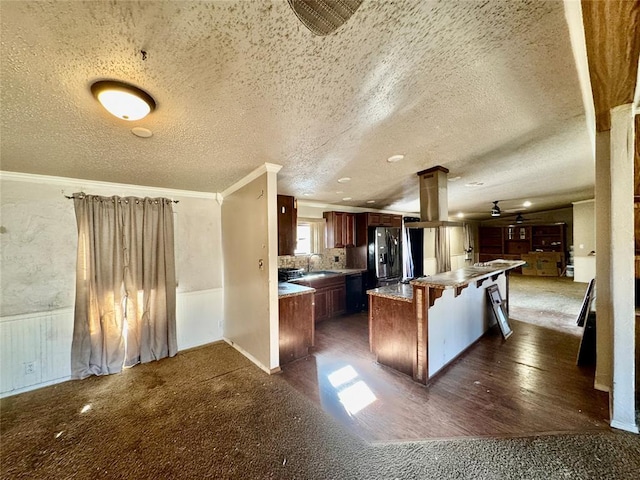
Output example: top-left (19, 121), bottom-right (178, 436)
top-left (572, 198), bottom-right (595, 205)
top-left (221, 163), bottom-right (282, 199)
top-left (0, 171), bottom-right (218, 199)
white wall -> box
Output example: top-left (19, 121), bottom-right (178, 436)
top-left (0, 172), bottom-right (223, 397)
top-left (572, 199), bottom-right (596, 282)
top-left (221, 165), bottom-right (280, 373)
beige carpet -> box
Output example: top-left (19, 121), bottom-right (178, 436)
top-left (508, 275), bottom-right (588, 336)
top-left (2, 342), bottom-right (639, 479)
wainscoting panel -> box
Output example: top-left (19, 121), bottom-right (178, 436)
top-left (0, 308), bottom-right (74, 396)
top-left (176, 288), bottom-right (224, 351)
top-left (1, 288), bottom-right (224, 397)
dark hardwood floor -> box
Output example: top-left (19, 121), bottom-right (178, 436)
top-left (279, 312), bottom-right (610, 442)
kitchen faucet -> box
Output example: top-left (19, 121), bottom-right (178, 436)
top-left (307, 253), bottom-right (322, 272)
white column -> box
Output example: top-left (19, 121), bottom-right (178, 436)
top-left (595, 130), bottom-right (613, 392)
top-left (609, 104), bottom-right (638, 433)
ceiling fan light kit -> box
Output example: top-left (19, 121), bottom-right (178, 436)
top-left (491, 201), bottom-right (501, 217)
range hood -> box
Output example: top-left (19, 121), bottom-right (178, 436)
top-left (405, 166), bottom-right (464, 228)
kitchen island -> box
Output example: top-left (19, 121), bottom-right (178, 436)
top-left (367, 260), bottom-right (524, 384)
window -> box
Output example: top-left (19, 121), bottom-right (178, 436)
top-left (294, 218), bottom-right (325, 255)
top-left (295, 223), bottom-right (312, 255)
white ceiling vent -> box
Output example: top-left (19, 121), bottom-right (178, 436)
top-left (288, 0), bottom-right (363, 36)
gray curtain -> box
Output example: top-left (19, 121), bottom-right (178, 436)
top-left (435, 226), bottom-right (451, 273)
top-left (402, 223), bottom-right (414, 280)
top-left (71, 194), bottom-right (177, 379)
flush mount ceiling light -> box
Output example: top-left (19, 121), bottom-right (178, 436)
top-left (523, 201), bottom-right (532, 207)
top-left (491, 201), bottom-right (501, 217)
top-left (91, 80), bottom-right (156, 121)
top-left (287, 0), bottom-right (364, 36)
top-left (337, 177), bottom-right (351, 183)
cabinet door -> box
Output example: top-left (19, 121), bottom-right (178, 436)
top-left (367, 213), bottom-right (381, 226)
top-left (277, 195), bottom-right (297, 256)
top-left (329, 286), bottom-right (346, 316)
top-left (314, 289), bottom-right (329, 323)
top-left (324, 211), bottom-right (355, 248)
top-left (344, 213), bottom-right (356, 247)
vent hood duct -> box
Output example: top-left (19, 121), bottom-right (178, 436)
top-left (405, 166), bottom-right (464, 228)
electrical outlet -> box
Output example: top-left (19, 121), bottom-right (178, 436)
top-left (25, 361), bottom-right (36, 375)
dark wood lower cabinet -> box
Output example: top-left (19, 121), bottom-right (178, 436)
top-left (314, 289), bottom-right (330, 322)
top-left (279, 292), bottom-right (314, 365)
top-left (292, 275), bottom-right (346, 323)
top-left (368, 294), bottom-right (416, 377)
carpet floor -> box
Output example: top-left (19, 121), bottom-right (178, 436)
top-left (2, 342), bottom-right (639, 479)
top-left (508, 275), bottom-right (587, 336)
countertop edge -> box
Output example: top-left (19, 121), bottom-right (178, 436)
top-left (278, 282), bottom-right (316, 299)
top-left (409, 261), bottom-right (526, 289)
top-left (367, 290), bottom-right (413, 303)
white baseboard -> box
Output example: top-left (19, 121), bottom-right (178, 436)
top-left (223, 337), bottom-right (280, 375)
top-left (610, 419), bottom-right (639, 434)
top-left (594, 382), bottom-right (611, 393)
top-left (0, 376), bottom-right (72, 399)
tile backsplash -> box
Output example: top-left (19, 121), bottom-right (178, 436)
top-left (278, 248), bottom-right (346, 271)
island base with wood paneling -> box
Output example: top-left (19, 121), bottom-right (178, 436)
top-left (367, 260), bottom-right (524, 384)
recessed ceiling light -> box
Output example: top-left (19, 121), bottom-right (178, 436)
top-left (366, 200), bottom-right (376, 204)
top-left (342, 197), bottom-right (352, 201)
top-left (387, 154), bottom-right (404, 163)
top-left (303, 192), bottom-right (312, 196)
top-left (337, 177), bottom-right (351, 183)
top-left (464, 182), bottom-right (484, 187)
top-left (448, 176), bottom-right (461, 182)
top-left (131, 127), bottom-right (153, 138)
top-left (336, 190), bottom-right (344, 194)
top-left (523, 201), bottom-right (532, 207)
top-left (91, 80), bottom-right (156, 121)
top-left (457, 212), bottom-right (464, 218)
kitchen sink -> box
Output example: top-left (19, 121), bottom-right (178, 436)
top-left (302, 270), bottom-right (340, 277)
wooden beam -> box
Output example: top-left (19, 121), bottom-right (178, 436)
top-left (581, 0), bottom-right (640, 131)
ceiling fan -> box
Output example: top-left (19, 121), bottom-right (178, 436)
top-left (490, 201), bottom-right (501, 217)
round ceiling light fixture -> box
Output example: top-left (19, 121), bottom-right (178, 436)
top-left (91, 80), bottom-right (156, 121)
top-left (387, 154), bottom-right (404, 163)
top-left (337, 177), bottom-right (351, 183)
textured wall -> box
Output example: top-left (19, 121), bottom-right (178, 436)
top-left (0, 175), bottom-right (222, 316)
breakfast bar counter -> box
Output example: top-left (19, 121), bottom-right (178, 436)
top-left (367, 260), bottom-right (524, 383)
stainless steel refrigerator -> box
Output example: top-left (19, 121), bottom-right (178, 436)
top-left (368, 226), bottom-right (402, 286)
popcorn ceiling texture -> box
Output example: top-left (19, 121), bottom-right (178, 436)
top-left (0, 0), bottom-right (593, 217)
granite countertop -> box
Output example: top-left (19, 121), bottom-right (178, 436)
top-left (367, 282), bottom-right (413, 303)
top-left (325, 268), bottom-right (367, 275)
top-left (278, 282), bottom-right (315, 299)
top-left (410, 260), bottom-right (525, 289)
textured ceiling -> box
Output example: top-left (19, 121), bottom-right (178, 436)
top-left (0, 0), bottom-right (594, 219)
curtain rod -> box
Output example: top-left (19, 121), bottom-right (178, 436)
top-left (64, 194), bottom-right (178, 203)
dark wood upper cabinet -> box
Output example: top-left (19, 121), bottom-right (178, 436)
top-left (277, 195), bottom-right (297, 256)
top-left (324, 211), bottom-right (356, 248)
top-left (362, 212), bottom-right (402, 228)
